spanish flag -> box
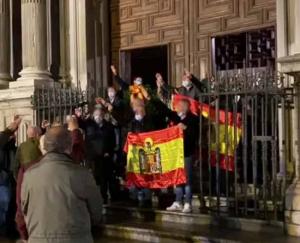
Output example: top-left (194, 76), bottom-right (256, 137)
top-left (172, 94), bottom-right (242, 171)
top-left (124, 126), bottom-right (186, 189)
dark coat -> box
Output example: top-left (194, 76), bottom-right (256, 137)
top-left (156, 101), bottom-right (200, 157)
top-left (0, 133), bottom-right (17, 172)
top-left (168, 112), bottom-right (199, 157)
top-left (0, 129), bottom-right (14, 149)
top-left (70, 129), bottom-right (85, 163)
top-left (177, 75), bottom-right (208, 101)
top-left (21, 152), bottom-right (102, 243)
top-left (127, 115), bottom-right (156, 134)
top-left (84, 119), bottom-right (116, 159)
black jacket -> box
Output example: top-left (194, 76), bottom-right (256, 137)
top-left (0, 129), bottom-right (14, 150)
top-left (169, 112), bottom-right (199, 157)
top-left (128, 115), bottom-right (156, 134)
top-left (84, 119), bottom-right (116, 158)
top-left (156, 101), bottom-right (199, 157)
top-left (177, 75), bottom-right (208, 101)
top-left (114, 75), bottom-right (129, 90)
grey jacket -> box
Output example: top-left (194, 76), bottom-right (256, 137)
top-left (21, 152), bottom-right (103, 243)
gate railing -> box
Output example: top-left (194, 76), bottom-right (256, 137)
top-left (195, 68), bottom-right (294, 220)
top-left (31, 86), bottom-right (88, 125)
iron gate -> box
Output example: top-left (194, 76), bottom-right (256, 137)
top-left (195, 68), bottom-right (294, 220)
top-left (31, 86), bottom-right (88, 126)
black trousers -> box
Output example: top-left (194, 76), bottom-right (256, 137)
top-left (93, 156), bottom-right (119, 203)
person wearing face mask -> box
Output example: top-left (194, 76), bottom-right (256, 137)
top-left (176, 69), bottom-right (208, 101)
top-left (157, 98), bottom-right (199, 213)
top-left (110, 65), bottom-right (150, 104)
top-left (106, 86), bottom-right (118, 105)
top-left (102, 86), bottom-right (125, 116)
top-left (128, 99), bottom-right (156, 207)
top-left (109, 98), bottom-right (157, 207)
top-left (84, 108), bottom-right (118, 204)
top-left (98, 86), bottom-right (127, 185)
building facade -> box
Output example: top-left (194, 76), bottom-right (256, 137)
top-left (111, 0), bottom-right (276, 85)
top-left (0, 0), bottom-right (300, 236)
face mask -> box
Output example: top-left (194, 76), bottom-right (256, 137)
top-left (177, 112), bottom-right (186, 119)
top-left (134, 77), bottom-right (143, 85)
top-left (135, 114), bottom-right (143, 121)
top-left (94, 115), bottom-right (103, 124)
top-left (108, 91), bottom-right (116, 100)
top-left (182, 80), bottom-right (191, 88)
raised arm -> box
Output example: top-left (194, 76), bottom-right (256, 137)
top-left (156, 73), bottom-right (173, 105)
top-left (0, 116), bottom-right (21, 149)
top-left (184, 69), bottom-right (208, 93)
top-left (152, 97), bottom-right (180, 124)
top-left (111, 65), bottom-right (130, 90)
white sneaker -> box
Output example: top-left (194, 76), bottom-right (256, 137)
top-left (166, 202), bottom-right (183, 211)
top-left (182, 203), bottom-right (192, 213)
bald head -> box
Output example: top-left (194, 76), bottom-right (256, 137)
top-left (44, 126), bottom-right (72, 154)
top-left (27, 126), bottom-right (40, 139)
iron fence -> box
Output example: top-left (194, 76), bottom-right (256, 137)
top-left (31, 86), bottom-right (88, 126)
top-left (195, 68), bottom-right (294, 220)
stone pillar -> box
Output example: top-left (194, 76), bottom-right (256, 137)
top-left (99, 0), bottom-right (110, 94)
top-left (0, 0), bottom-right (11, 88)
top-left (59, 0), bottom-right (71, 85)
top-left (277, 0), bottom-right (300, 237)
top-left (68, 0), bottom-right (87, 90)
top-left (15, 0), bottom-right (52, 85)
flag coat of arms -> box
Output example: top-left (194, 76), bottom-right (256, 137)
top-left (124, 126), bottom-right (186, 189)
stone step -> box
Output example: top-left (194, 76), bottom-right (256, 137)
top-left (0, 237), bottom-right (143, 243)
top-left (100, 218), bottom-right (296, 243)
top-left (104, 204), bottom-right (283, 234)
top-left (95, 236), bottom-right (144, 243)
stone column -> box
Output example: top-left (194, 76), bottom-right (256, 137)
top-left (0, 0), bottom-right (11, 88)
top-left (99, 0), bottom-right (110, 94)
top-left (15, 0), bottom-right (52, 85)
top-left (59, 0), bottom-right (71, 85)
top-left (277, 0), bottom-right (300, 237)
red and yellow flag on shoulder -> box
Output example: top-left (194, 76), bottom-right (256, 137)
top-left (172, 94), bottom-right (242, 171)
top-left (124, 126), bottom-right (186, 189)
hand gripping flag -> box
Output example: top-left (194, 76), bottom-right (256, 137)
top-left (172, 94), bottom-right (242, 171)
top-left (124, 126), bottom-right (186, 189)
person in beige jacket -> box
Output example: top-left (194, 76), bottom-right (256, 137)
top-left (21, 126), bottom-right (102, 243)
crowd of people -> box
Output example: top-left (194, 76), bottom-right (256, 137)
top-left (0, 65), bottom-right (208, 242)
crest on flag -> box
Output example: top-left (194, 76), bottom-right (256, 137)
top-left (124, 126), bottom-right (186, 189)
top-left (138, 138), bottom-right (162, 175)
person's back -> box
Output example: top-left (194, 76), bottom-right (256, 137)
top-left (14, 126), bottom-right (42, 176)
top-left (21, 127), bottom-right (102, 243)
top-left (16, 138), bottom-right (41, 165)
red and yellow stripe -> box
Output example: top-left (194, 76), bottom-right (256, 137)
top-left (124, 126), bottom-right (186, 188)
top-left (172, 94), bottom-right (242, 171)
